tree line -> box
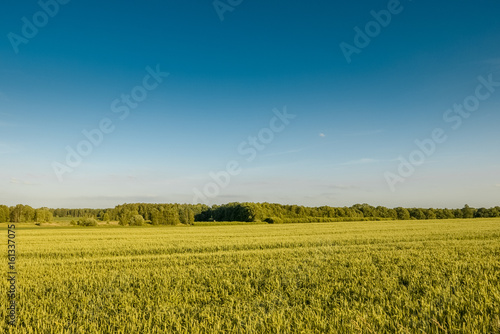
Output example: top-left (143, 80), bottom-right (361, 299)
top-left (1, 203), bottom-right (499, 225)
top-left (0, 204), bottom-right (54, 223)
top-left (198, 203), bottom-right (500, 223)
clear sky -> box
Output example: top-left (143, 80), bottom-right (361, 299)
top-left (1, 0), bottom-right (499, 209)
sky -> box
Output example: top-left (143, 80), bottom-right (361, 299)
top-left (1, 0), bottom-right (499, 209)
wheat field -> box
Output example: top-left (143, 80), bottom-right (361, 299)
top-left (2, 219), bottom-right (500, 333)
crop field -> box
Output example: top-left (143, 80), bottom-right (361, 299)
top-left (1, 219), bottom-right (500, 333)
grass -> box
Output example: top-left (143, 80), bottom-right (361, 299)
top-left (1, 218), bottom-right (500, 333)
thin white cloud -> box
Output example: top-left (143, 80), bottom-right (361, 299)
top-left (319, 133), bottom-right (326, 138)
top-left (10, 177), bottom-right (39, 185)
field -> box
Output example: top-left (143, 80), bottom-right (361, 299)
top-left (2, 219), bottom-right (500, 333)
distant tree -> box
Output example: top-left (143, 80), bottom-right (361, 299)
top-left (35, 208), bottom-right (53, 223)
top-left (150, 208), bottom-right (161, 225)
top-left (102, 212), bottom-right (110, 222)
top-left (336, 207), bottom-right (347, 218)
top-left (375, 206), bottom-right (397, 219)
top-left (352, 203), bottom-right (376, 218)
top-left (474, 207), bottom-right (493, 218)
top-left (444, 209), bottom-right (455, 219)
top-left (409, 208), bottom-right (426, 220)
top-left (424, 209), bottom-right (437, 220)
top-left (462, 204), bottom-right (475, 219)
top-left (0, 205), bottom-right (9, 223)
top-left (77, 217), bottom-right (98, 226)
top-left (264, 217), bottom-right (283, 224)
top-left (188, 209), bottom-right (195, 224)
top-left (53, 208), bottom-right (68, 217)
top-left (453, 209), bottom-right (463, 219)
top-left (23, 206), bottom-right (35, 222)
top-left (10, 204), bottom-right (26, 223)
top-left (117, 209), bottom-right (137, 226)
top-left (179, 208), bottom-right (188, 225)
top-left (394, 207), bottom-right (410, 220)
top-left (386, 208), bottom-right (398, 220)
top-left (179, 207), bottom-right (195, 225)
top-left (164, 207), bottom-right (180, 225)
top-left (129, 214), bottom-right (145, 226)
top-left (435, 208), bottom-right (454, 219)
top-left (492, 207), bottom-right (500, 217)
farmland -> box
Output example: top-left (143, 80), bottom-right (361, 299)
top-left (1, 219), bottom-right (500, 333)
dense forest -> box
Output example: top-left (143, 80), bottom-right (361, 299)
top-left (1, 202), bottom-right (499, 225)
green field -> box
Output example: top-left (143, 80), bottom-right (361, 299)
top-left (2, 219), bottom-right (500, 333)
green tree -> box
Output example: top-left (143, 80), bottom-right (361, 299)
top-left (394, 207), bottom-right (410, 220)
top-left (474, 208), bottom-right (491, 218)
top-left (0, 205), bottom-right (9, 223)
top-left (375, 206), bottom-right (397, 219)
top-left (424, 209), bottom-right (437, 220)
top-left (35, 208), bottom-right (53, 223)
top-left (102, 212), bottom-right (110, 222)
top-left (164, 207), bottom-right (180, 225)
top-left (409, 208), bottom-right (426, 220)
top-left (117, 208), bottom-right (138, 226)
top-left (352, 203), bottom-right (376, 218)
top-left (462, 204), bottom-right (475, 219)
top-left (264, 217), bottom-right (283, 224)
top-left (10, 204), bottom-right (26, 223)
top-left (179, 207), bottom-right (194, 225)
top-left (23, 205), bottom-right (35, 222)
top-left (129, 214), bottom-right (145, 226)
top-left (150, 208), bottom-right (161, 225)
top-left (491, 207), bottom-right (500, 217)
top-left (78, 217), bottom-right (98, 226)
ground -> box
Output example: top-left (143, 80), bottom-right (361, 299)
top-left (1, 219), bottom-right (499, 333)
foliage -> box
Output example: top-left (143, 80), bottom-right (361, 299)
top-left (128, 214), bottom-right (145, 226)
top-left (192, 203), bottom-right (500, 224)
top-left (0, 205), bottom-right (10, 223)
top-left (101, 212), bottom-right (111, 222)
top-left (2, 203), bottom-right (500, 226)
top-left (35, 208), bottom-right (53, 223)
top-left (77, 217), bottom-right (98, 226)
top-left (264, 217), bottom-right (283, 224)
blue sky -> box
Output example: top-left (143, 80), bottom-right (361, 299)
top-left (1, 0), bottom-right (499, 208)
